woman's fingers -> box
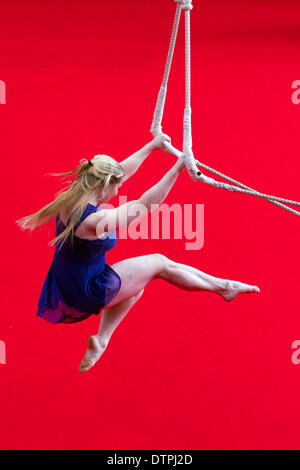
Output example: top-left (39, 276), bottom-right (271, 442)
top-left (152, 133), bottom-right (172, 151)
top-left (161, 133), bottom-right (171, 143)
top-left (159, 133), bottom-right (173, 153)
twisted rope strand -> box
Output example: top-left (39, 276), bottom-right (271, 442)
top-left (185, 10), bottom-right (191, 108)
top-left (162, 141), bottom-right (300, 215)
top-left (151, 2), bottom-right (182, 137)
top-left (195, 160), bottom-right (300, 206)
top-left (162, 3), bottom-right (182, 87)
top-left (195, 161), bottom-right (300, 216)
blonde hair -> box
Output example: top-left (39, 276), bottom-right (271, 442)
top-left (16, 154), bottom-right (124, 249)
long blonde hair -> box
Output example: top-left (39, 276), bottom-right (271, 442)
top-left (16, 154), bottom-right (124, 249)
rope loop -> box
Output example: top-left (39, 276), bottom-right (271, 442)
top-left (174, 0), bottom-right (193, 11)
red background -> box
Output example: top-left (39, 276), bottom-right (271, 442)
top-left (1, 0), bottom-right (300, 450)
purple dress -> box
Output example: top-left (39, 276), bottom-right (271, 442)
top-left (37, 203), bottom-right (121, 324)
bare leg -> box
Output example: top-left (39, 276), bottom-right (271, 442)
top-left (158, 260), bottom-right (260, 301)
top-left (105, 254), bottom-right (260, 308)
top-left (79, 289), bottom-right (144, 373)
top-left (79, 254), bottom-right (259, 372)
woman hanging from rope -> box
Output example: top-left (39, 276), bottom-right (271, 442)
top-left (16, 133), bottom-right (260, 373)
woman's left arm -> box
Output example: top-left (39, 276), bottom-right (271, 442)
top-left (120, 133), bottom-right (171, 182)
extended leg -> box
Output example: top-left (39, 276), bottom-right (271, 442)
top-left (158, 259), bottom-right (260, 301)
top-left (105, 253), bottom-right (259, 308)
top-left (79, 253), bottom-right (259, 372)
top-left (79, 289), bottom-right (144, 373)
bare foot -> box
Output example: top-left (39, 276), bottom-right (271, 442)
top-left (220, 280), bottom-right (260, 302)
top-left (79, 335), bottom-right (107, 373)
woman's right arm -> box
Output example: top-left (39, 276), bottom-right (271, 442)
top-left (94, 157), bottom-right (185, 237)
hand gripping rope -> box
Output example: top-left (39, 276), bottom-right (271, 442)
top-left (150, 0), bottom-right (300, 216)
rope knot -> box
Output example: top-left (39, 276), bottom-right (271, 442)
top-left (174, 0), bottom-right (193, 11)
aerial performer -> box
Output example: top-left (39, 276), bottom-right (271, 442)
top-left (16, 134), bottom-right (260, 373)
top-left (17, 0), bottom-right (299, 373)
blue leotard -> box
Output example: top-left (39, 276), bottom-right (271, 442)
top-left (37, 203), bottom-right (121, 324)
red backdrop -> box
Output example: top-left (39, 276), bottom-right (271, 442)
top-left (0, 0), bottom-right (300, 450)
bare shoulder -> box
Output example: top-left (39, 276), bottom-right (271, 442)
top-left (78, 201), bottom-right (142, 239)
top-left (79, 209), bottom-right (111, 238)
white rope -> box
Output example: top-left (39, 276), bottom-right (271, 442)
top-left (194, 160), bottom-right (300, 207)
top-left (184, 9), bottom-right (191, 107)
top-left (162, 140), bottom-right (300, 216)
top-left (182, 7), bottom-right (199, 179)
top-left (194, 161), bottom-right (300, 216)
top-left (163, 3), bottom-right (182, 87)
top-left (150, 2), bottom-right (182, 137)
top-left (150, 0), bottom-right (300, 216)
top-left (150, 0), bottom-right (196, 182)
top-left (150, 84), bottom-right (167, 137)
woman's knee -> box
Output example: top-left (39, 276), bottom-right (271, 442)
top-left (152, 253), bottom-right (170, 276)
top-left (153, 253), bottom-right (169, 265)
